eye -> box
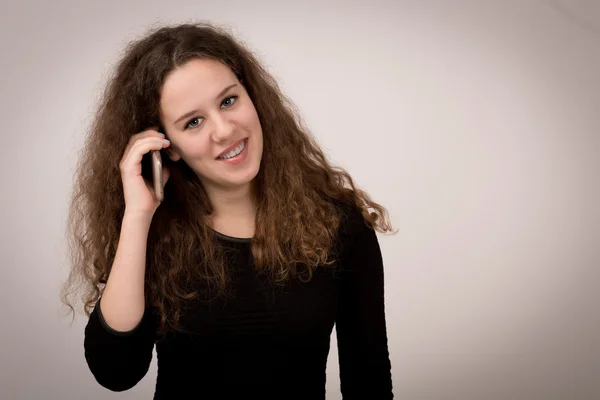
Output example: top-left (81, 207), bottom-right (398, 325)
top-left (221, 95), bottom-right (238, 108)
top-left (185, 117), bottom-right (203, 130)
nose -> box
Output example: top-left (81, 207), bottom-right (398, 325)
top-left (210, 114), bottom-right (235, 143)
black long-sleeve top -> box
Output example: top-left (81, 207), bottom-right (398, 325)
top-left (83, 208), bottom-right (393, 399)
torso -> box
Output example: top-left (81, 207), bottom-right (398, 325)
top-left (153, 233), bottom-right (341, 399)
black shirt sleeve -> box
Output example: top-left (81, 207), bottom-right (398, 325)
top-left (335, 211), bottom-right (394, 399)
top-left (84, 298), bottom-right (157, 392)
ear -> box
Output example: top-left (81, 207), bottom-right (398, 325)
top-left (158, 125), bottom-right (182, 162)
top-left (166, 147), bottom-right (182, 162)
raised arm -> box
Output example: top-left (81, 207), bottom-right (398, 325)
top-left (83, 128), bottom-right (169, 391)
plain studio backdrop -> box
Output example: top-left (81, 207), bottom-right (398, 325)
top-left (1, 1), bottom-right (599, 399)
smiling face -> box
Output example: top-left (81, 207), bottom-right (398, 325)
top-left (159, 58), bottom-right (263, 195)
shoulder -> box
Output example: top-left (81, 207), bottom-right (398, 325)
top-left (334, 200), bottom-right (371, 256)
top-left (338, 201), bottom-right (366, 232)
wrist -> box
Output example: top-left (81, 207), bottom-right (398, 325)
top-left (123, 209), bottom-right (154, 225)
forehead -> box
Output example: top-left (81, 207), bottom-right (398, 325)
top-left (159, 59), bottom-right (236, 119)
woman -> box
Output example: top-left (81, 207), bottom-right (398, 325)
top-left (62, 21), bottom-right (395, 399)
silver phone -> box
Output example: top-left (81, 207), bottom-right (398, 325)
top-left (151, 150), bottom-right (163, 202)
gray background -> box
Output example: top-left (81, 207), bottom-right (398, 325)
top-left (1, 0), bottom-right (599, 399)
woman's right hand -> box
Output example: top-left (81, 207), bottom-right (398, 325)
top-left (119, 127), bottom-right (172, 217)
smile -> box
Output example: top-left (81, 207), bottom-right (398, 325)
top-left (216, 138), bottom-right (249, 165)
top-left (218, 140), bottom-right (245, 159)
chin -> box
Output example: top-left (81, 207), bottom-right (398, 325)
top-left (222, 174), bottom-right (257, 189)
top-left (212, 160), bottom-right (261, 190)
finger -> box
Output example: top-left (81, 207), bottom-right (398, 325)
top-left (122, 128), bottom-right (166, 159)
top-left (121, 137), bottom-right (170, 170)
top-left (121, 137), bottom-right (160, 169)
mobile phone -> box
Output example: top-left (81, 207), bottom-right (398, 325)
top-left (151, 150), bottom-right (163, 202)
top-left (141, 127), bottom-right (165, 202)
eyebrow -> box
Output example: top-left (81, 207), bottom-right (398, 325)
top-left (173, 83), bottom-right (239, 126)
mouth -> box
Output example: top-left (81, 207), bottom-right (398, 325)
top-left (216, 138), bottom-right (249, 164)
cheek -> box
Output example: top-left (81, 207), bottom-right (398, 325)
top-left (250, 115), bottom-right (263, 142)
top-left (243, 103), bottom-right (261, 128)
top-left (174, 139), bottom-right (213, 161)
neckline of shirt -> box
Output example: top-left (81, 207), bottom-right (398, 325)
top-left (210, 228), bottom-right (253, 243)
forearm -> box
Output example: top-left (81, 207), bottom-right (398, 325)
top-left (100, 211), bottom-right (153, 332)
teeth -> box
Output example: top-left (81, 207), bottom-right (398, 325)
top-left (219, 141), bottom-right (245, 159)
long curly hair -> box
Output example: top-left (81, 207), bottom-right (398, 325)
top-left (61, 21), bottom-right (393, 335)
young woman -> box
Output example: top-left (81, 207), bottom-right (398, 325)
top-left (62, 21), bottom-right (395, 399)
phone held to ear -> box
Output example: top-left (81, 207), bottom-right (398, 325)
top-left (141, 127), bottom-right (165, 202)
top-left (152, 149), bottom-right (163, 202)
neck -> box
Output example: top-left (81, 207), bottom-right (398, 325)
top-left (205, 182), bottom-right (256, 220)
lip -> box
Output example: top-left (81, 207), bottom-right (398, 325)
top-left (216, 138), bottom-right (247, 159)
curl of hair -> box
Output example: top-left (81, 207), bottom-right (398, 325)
top-left (61, 21), bottom-right (394, 336)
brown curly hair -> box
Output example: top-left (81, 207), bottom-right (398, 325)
top-left (61, 21), bottom-right (394, 335)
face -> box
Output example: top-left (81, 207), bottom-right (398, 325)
top-left (159, 58), bottom-right (263, 195)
